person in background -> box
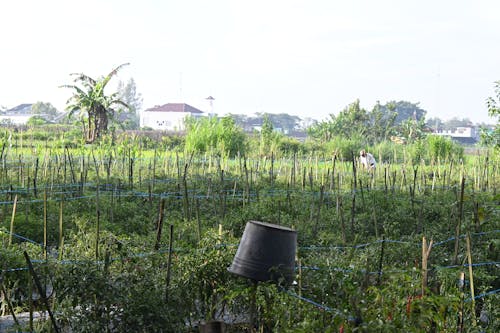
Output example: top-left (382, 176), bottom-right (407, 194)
top-left (359, 149), bottom-right (376, 171)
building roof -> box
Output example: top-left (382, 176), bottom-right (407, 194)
top-left (5, 104), bottom-right (33, 115)
top-left (144, 103), bottom-right (203, 114)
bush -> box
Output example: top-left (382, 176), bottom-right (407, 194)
top-left (185, 116), bottom-right (247, 157)
top-left (324, 135), bottom-right (364, 161)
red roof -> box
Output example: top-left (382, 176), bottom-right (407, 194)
top-left (145, 103), bottom-right (203, 114)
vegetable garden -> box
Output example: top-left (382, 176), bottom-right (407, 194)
top-left (0, 132), bottom-right (498, 332)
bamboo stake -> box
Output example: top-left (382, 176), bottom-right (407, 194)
top-left (8, 195), bottom-right (18, 246)
top-left (33, 157), bottom-right (39, 197)
top-left (182, 163), bottom-right (190, 221)
top-left (92, 152), bottom-right (100, 260)
top-left (421, 236), bottom-right (433, 296)
top-left (165, 224), bottom-right (174, 302)
top-left (457, 271), bottom-right (465, 333)
top-left (43, 190), bottom-right (47, 260)
top-left (59, 200), bottom-right (64, 260)
top-left (155, 199), bottom-right (166, 251)
top-left (377, 236), bottom-right (385, 285)
top-left (196, 198), bottom-right (202, 243)
top-left (453, 176), bottom-right (466, 265)
top-left (465, 233), bottom-right (476, 325)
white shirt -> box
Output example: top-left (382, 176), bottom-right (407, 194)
top-left (360, 153), bottom-right (376, 169)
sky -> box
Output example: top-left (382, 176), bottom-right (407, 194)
top-left (1, 0), bottom-right (499, 124)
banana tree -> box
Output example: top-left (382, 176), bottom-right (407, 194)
top-left (61, 63), bottom-right (130, 143)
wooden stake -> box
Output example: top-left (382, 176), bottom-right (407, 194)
top-left (453, 176), bottom-right (466, 265)
top-left (155, 199), bottom-right (166, 251)
top-left (165, 224), bottom-right (174, 302)
top-left (421, 237), bottom-right (433, 296)
top-left (43, 190), bottom-right (47, 260)
top-left (457, 271), bottom-right (465, 333)
top-left (8, 195), bottom-right (18, 246)
top-left (465, 233), bottom-right (476, 324)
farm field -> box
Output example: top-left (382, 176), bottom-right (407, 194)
top-left (0, 141), bottom-right (499, 332)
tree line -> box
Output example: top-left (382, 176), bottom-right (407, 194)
top-left (1, 64), bottom-right (498, 151)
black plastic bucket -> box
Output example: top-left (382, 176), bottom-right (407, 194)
top-left (228, 221), bottom-right (297, 285)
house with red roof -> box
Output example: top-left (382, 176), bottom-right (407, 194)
top-left (140, 103), bottom-right (204, 130)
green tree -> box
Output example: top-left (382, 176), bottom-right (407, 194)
top-left (482, 80), bottom-right (500, 149)
top-left (397, 117), bottom-right (427, 144)
top-left (261, 114), bottom-right (274, 143)
top-left (61, 63), bottom-right (130, 143)
top-left (262, 113), bottom-right (300, 133)
top-left (379, 101), bottom-right (427, 125)
top-left (259, 114), bottom-right (282, 155)
top-left (368, 101), bottom-right (397, 143)
top-left (307, 99), bottom-right (369, 143)
top-left (442, 117), bottom-right (473, 131)
top-left (426, 117), bottom-right (444, 132)
top-left (116, 78), bottom-right (143, 129)
top-left (31, 101), bottom-right (60, 122)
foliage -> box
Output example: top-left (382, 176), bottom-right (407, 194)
top-left (307, 100), bottom-right (427, 145)
top-left (229, 112), bottom-right (301, 133)
top-left (324, 134), bottom-right (364, 160)
top-left (277, 136), bottom-right (304, 155)
top-left (31, 102), bottom-right (61, 122)
top-left (61, 63), bottom-right (130, 143)
top-left (0, 136), bottom-right (498, 332)
top-left (26, 116), bottom-right (48, 127)
top-left (115, 78), bottom-right (143, 130)
top-left (367, 101), bottom-right (398, 143)
top-left (482, 80), bottom-right (500, 150)
top-left (259, 114), bottom-right (283, 155)
top-left (379, 100), bottom-right (427, 125)
top-left (185, 116), bottom-right (246, 156)
top-left (396, 117), bottom-right (427, 144)
top-left (426, 135), bottom-right (463, 162)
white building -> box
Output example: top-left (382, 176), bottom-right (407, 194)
top-left (434, 127), bottom-right (479, 139)
top-left (433, 126), bottom-right (480, 145)
top-left (0, 104), bottom-right (33, 125)
top-left (140, 103), bottom-right (204, 131)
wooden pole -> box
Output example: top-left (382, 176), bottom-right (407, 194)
top-left (465, 233), bottom-right (476, 325)
top-left (421, 237), bottom-right (433, 296)
top-left (165, 224), bottom-right (174, 302)
top-left (453, 176), bottom-right (466, 265)
top-left (59, 200), bottom-right (64, 260)
top-left (43, 190), bottom-right (47, 260)
top-left (457, 271), bottom-right (465, 333)
top-left (155, 199), bottom-right (165, 251)
top-left (8, 195), bottom-right (18, 246)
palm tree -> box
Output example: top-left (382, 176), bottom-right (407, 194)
top-left (61, 63), bottom-right (130, 143)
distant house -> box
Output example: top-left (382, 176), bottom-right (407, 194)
top-left (140, 103), bottom-right (204, 131)
top-left (0, 104), bottom-right (33, 125)
top-left (434, 126), bottom-right (480, 145)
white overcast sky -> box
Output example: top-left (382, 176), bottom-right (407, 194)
top-left (1, 0), bottom-right (499, 123)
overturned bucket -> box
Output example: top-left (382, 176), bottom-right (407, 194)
top-left (228, 221), bottom-right (297, 285)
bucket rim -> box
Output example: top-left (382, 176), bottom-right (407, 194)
top-left (247, 220), bottom-right (295, 232)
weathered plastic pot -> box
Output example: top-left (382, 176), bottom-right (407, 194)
top-left (228, 220), bottom-right (297, 285)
